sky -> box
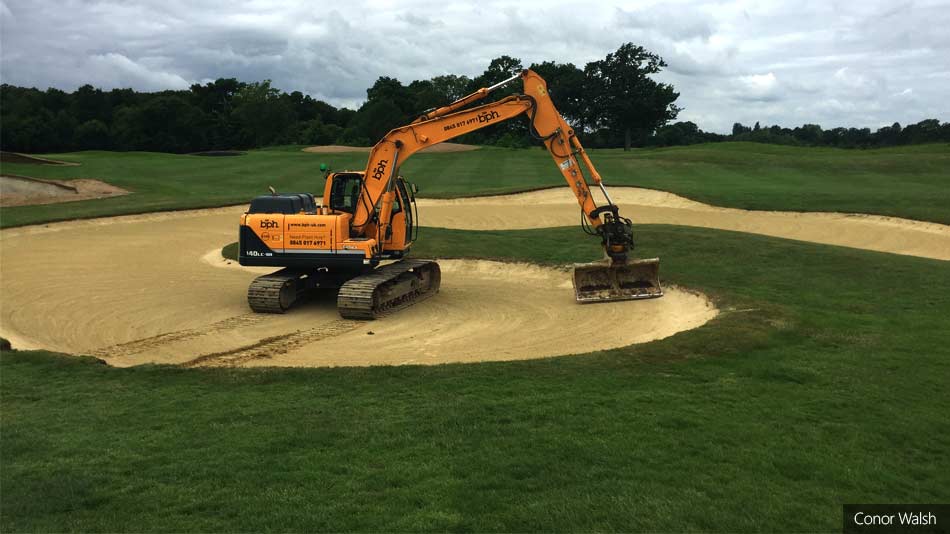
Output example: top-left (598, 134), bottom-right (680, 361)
top-left (1, 0), bottom-right (948, 133)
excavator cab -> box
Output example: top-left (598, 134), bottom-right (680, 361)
top-left (327, 172), bottom-right (363, 214)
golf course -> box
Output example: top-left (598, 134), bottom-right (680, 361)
top-left (1, 142), bottom-right (949, 531)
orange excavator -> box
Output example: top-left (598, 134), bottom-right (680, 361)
top-left (238, 69), bottom-right (662, 318)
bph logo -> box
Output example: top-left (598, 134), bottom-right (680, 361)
top-left (371, 159), bottom-right (389, 180)
top-left (477, 110), bottom-right (500, 123)
top-left (259, 219), bottom-right (279, 229)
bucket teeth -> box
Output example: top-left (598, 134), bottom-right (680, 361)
top-left (572, 258), bottom-right (663, 303)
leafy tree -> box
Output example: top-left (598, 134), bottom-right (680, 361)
top-left (429, 74), bottom-right (472, 103)
top-left (47, 111), bottom-right (79, 151)
top-left (902, 119), bottom-right (942, 144)
top-left (462, 56), bottom-right (527, 146)
top-left (110, 106), bottom-right (147, 150)
top-left (584, 43), bottom-right (680, 150)
top-left (132, 96), bottom-right (206, 152)
top-left (794, 124), bottom-right (823, 145)
top-left (346, 98), bottom-right (405, 143)
top-left (74, 120), bottom-right (110, 150)
top-left (473, 55), bottom-right (524, 88)
top-left (648, 121), bottom-right (722, 147)
top-left (231, 80), bottom-right (295, 147)
top-left (366, 77), bottom-right (414, 118)
top-left (297, 119), bottom-right (342, 145)
top-left (71, 84), bottom-right (111, 124)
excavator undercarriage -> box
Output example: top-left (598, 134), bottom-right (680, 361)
top-left (247, 260), bottom-right (441, 319)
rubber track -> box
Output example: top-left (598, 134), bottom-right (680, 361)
top-left (337, 259), bottom-right (441, 320)
top-left (247, 272), bottom-right (297, 313)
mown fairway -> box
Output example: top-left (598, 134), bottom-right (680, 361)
top-left (2, 142), bottom-right (949, 228)
top-left (3, 226), bottom-right (950, 531)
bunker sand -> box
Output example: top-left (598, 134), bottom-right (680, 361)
top-left (3, 185), bottom-right (947, 367)
top-left (0, 209), bottom-right (715, 367)
top-left (419, 188), bottom-right (950, 261)
top-left (0, 175), bottom-right (130, 207)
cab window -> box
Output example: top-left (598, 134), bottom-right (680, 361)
top-left (392, 188), bottom-right (402, 214)
top-left (329, 174), bottom-right (362, 213)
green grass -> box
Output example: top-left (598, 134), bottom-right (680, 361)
top-left (2, 142), bottom-right (949, 228)
top-left (4, 225), bottom-right (949, 532)
top-left (221, 241), bottom-right (239, 262)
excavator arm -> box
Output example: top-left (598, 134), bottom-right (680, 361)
top-left (355, 69), bottom-right (662, 302)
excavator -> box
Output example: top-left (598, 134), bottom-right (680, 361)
top-left (238, 69), bottom-right (662, 319)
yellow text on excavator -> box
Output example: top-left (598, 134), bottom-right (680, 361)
top-left (239, 69), bottom-right (662, 318)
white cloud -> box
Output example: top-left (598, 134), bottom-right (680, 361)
top-left (1, 0), bottom-right (948, 133)
top-left (85, 53), bottom-right (191, 91)
top-left (737, 72), bottom-right (779, 100)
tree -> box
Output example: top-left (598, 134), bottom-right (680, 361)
top-left (48, 110), bottom-right (78, 151)
top-left (190, 78), bottom-right (244, 115)
top-left (297, 119), bottom-right (342, 145)
top-left (650, 121), bottom-right (712, 146)
top-left (114, 96), bottom-right (207, 152)
top-left (794, 124), bottom-right (823, 145)
top-left (110, 106), bottom-right (147, 150)
top-left (346, 98), bottom-right (405, 144)
top-left (366, 76), bottom-right (415, 118)
top-left (902, 119), bottom-right (942, 144)
top-left (231, 80), bottom-right (295, 147)
top-left (584, 43), bottom-right (680, 150)
top-left (473, 55), bottom-right (523, 88)
top-left (429, 74), bottom-right (471, 103)
top-left (74, 120), bottom-right (110, 150)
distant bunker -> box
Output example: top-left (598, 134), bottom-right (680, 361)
top-left (0, 175), bottom-right (130, 207)
top-left (0, 151), bottom-right (79, 166)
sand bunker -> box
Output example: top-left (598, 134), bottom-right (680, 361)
top-left (0, 152), bottom-right (79, 166)
top-left (0, 208), bottom-right (716, 367)
top-left (418, 188), bottom-right (950, 261)
top-left (303, 142), bottom-right (480, 154)
top-left (0, 175), bottom-right (129, 207)
top-left (4, 184), bottom-right (947, 367)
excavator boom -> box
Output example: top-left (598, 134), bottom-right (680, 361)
top-left (355, 69), bottom-right (661, 303)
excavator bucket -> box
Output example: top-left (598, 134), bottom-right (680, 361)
top-left (572, 258), bottom-right (663, 303)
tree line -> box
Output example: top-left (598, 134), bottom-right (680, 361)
top-left (645, 119), bottom-right (950, 149)
top-left (2, 42), bottom-right (947, 154)
top-left (0, 43), bottom-right (678, 153)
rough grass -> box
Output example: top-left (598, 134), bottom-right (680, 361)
top-left (3, 225), bottom-right (950, 532)
top-left (2, 142), bottom-right (949, 228)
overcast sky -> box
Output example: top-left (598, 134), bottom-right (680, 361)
top-left (2, 0), bottom-right (948, 133)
